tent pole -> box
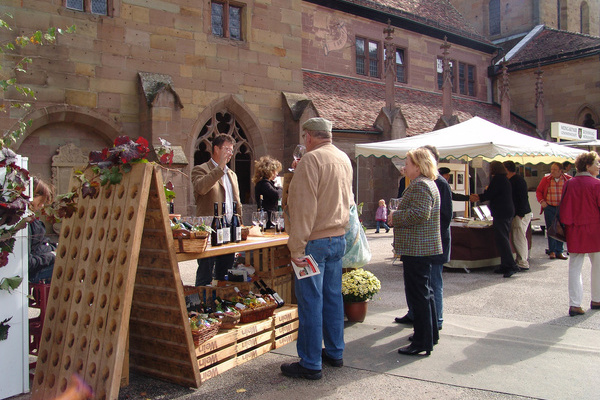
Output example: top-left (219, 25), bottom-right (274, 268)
top-left (356, 156), bottom-right (359, 205)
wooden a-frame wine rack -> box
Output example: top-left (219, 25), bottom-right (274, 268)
top-left (31, 163), bottom-right (201, 400)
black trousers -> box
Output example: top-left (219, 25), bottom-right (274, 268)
top-left (402, 255), bottom-right (439, 351)
top-left (195, 254), bottom-right (235, 286)
top-left (492, 217), bottom-right (518, 272)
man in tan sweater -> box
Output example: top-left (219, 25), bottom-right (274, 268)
top-left (281, 117), bottom-right (353, 380)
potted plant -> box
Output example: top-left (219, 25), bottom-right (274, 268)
top-left (341, 268), bottom-right (381, 322)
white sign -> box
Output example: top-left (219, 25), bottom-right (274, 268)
top-left (551, 122), bottom-right (597, 141)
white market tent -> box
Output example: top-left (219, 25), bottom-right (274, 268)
top-left (355, 116), bottom-right (585, 164)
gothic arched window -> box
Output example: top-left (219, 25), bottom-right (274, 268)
top-left (194, 111), bottom-right (254, 204)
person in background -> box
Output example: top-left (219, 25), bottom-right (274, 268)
top-left (389, 147), bottom-right (441, 356)
top-left (562, 161), bottom-right (575, 177)
top-left (191, 134), bottom-right (241, 285)
top-left (558, 151), bottom-right (600, 317)
top-left (439, 167), bottom-right (470, 202)
top-left (395, 147), bottom-right (451, 332)
top-left (471, 161), bottom-right (520, 278)
top-left (29, 177), bottom-right (56, 283)
top-left (253, 156), bottom-right (282, 229)
top-left (282, 117), bottom-right (353, 380)
top-left (374, 199), bottom-right (390, 233)
top-left (536, 162), bottom-right (571, 260)
top-left (503, 161), bottom-right (533, 271)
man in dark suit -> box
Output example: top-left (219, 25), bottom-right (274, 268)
top-left (191, 134), bottom-right (242, 285)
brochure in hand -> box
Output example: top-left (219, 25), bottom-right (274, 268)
top-left (291, 254), bottom-right (320, 279)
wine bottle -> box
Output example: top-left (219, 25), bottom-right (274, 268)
top-left (277, 198), bottom-right (285, 232)
top-left (221, 202), bottom-right (230, 244)
top-left (260, 279), bottom-right (285, 307)
top-left (211, 202), bottom-right (222, 246)
top-left (258, 194), bottom-right (265, 231)
top-left (253, 281), bottom-right (267, 295)
top-left (169, 202), bottom-right (175, 214)
top-left (230, 201), bottom-right (242, 243)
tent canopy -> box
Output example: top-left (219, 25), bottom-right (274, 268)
top-left (355, 117), bottom-right (585, 164)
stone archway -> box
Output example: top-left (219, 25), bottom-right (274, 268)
top-left (10, 105), bottom-right (123, 189)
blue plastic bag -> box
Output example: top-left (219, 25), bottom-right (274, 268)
top-left (342, 204), bottom-right (372, 268)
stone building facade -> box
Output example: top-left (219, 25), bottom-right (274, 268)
top-left (2, 0), bottom-right (534, 224)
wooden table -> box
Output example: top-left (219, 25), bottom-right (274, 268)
top-left (176, 233), bottom-right (289, 262)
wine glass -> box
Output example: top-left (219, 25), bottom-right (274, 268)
top-left (289, 144), bottom-right (306, 171)
top-left (270, 211), bottom-right (283, 234)
top-left (389, 198), bottom-right (400, 211)
top-left (251, 212), bottom-right (261, 228)
top-left (258, 211), bottom-right (267, 232)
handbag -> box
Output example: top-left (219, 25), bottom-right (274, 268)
top-left (342, 204), bottom-right (372, 268)
top-left (547, 215), bottom-right (566, 242)
top-left (546, 181), bottom-right (569, 243)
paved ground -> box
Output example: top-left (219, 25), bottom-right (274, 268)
top-left (14, 230), bottom-right (600, 400)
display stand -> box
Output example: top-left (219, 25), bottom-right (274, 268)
top-left (31, 164), bottom-right (200, 400)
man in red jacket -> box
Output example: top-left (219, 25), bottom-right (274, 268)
top-left (536, 162), bottom-right (572, 260)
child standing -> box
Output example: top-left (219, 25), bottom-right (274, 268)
top-left (375, 199), bottom-right (390, 233)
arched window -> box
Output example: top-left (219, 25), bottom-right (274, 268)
top-left (580, 2), bottom-right (590, 34)
top-left (558, 0), bottom-right (568, 30)
top-left (489, 0), bottom-right (500, 36)
top-left (194, 111), bottom-right (254, 204)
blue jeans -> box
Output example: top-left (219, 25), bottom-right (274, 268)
top-left (375, 221), bottom-right (390, 232)
top-left (543, 205), bottom-right (564, 254)
top-left (406, 263), bottom-right (443, 329)
top-left (295, 236), bottom-right (345, 370)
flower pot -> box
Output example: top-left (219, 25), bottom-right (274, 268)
top-left (344, 300), bottom-right (368, 322)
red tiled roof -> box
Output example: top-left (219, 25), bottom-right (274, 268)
top-left (344, 0), bottom-right (488, 42)
top-left (303, 71), bottom-right (536, 135)
top-left (507, 27), bottom-right (600, 66)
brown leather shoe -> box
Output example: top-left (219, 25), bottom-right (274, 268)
top-left (555, 253), bottom-right (568, 260)
top-left (549, 252), bottom-right (556, 259)
top-left (569, 306), bottom-right (585, 316)
top-left (591, 301), bottom-right (600, 310)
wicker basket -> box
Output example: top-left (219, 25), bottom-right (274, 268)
top-left (210, 310), bottom-right (241, 329)
top-left (191, 320), bottom-right (221, 347)
top-left (238, 302), bottom-right (277, 324)
top-left (173, 230), bottom-right (209, 253)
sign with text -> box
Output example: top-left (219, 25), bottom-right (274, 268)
top-left (551, 122), bottom-right (597, 141)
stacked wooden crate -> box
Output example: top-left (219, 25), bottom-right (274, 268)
top-left (194, 305), bottom-right (299, 383)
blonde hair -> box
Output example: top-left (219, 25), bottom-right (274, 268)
top-left (378, 199), bottom-right (385, 205)
top-left (252, 156), bottom-right (282, 184)
top-left (406, 148), bottom-right (437, 180)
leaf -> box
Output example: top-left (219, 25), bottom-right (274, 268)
top-left (0, 275), bottom-right (23, 293)
top-left (0, 317), bottom-right (12, 341)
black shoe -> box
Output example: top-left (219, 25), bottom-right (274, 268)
top-left (321, 349), bottom-right (343, 367)
top-left (394, 314), bottom-right (413, 324)
top-left (398, 344), bottom-right (431, 356)
top-left (386, 229), bottom-right (390, 233)
top-left (503, 268), bottom-right (519, 278)
top-left (281, 362), bottom-right (322, 380)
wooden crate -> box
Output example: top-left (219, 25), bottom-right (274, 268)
top-left (260, 274), bottom-right (295, 305)
top-left (247, 246), bottom-right (293, 278)
top-left (272, 305), bottom-right (299, 349)
top-left (235, 318), bottom-right (274, 366)
top-left (196, 329), bottom-right (238, 382)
